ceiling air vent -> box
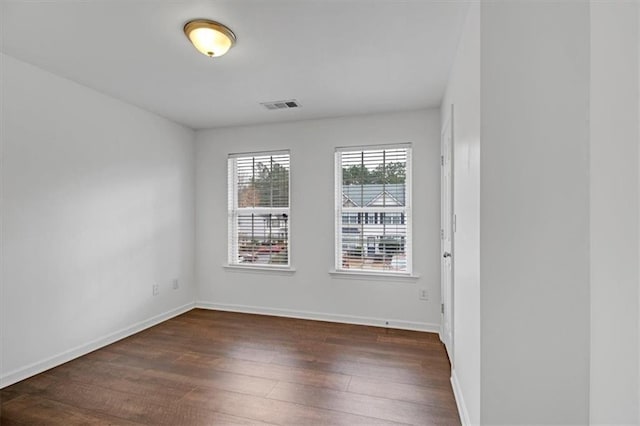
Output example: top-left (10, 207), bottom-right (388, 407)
top-left (261, 99), bottom-right (301, 110)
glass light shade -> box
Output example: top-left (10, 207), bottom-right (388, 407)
top-left (184, 20), bottom-right (236, 58)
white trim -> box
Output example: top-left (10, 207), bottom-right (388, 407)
top-left (334, 146), bottom-right (413, 274)
top-left (334, 151), bottom-right (343, 270)
top-left (405, 146), bottom-right (413, 273)
top-left (335, 142), bottom-right (412, 153)
top-left (329, 269), bottom-right (419, 281)
top-left (223, 264), bottom-right (296, 275)
top-left (195, 301), bottom-right (439, 333)
top-left (227, 151), bottom-right (291, 268)
top-left (228, 149), bottom-right (290, 158)
top-left (0, 302), bottom-right (195, 389)
top-left (234, 207), bottom-right (289, 214)
top-left (341, 206), bottom-right (407, 213)
top-left (451, 369), bottom-right (471, 426)
top-left (440, 105), bottom-right (455, 364)
top-left (228, 156), bottom-right (237, 263)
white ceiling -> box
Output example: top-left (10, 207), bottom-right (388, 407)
top-left (1, 0), bottom-right (469, 130)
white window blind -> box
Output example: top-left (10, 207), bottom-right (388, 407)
top-left (335, 145), bottom-right (412, 274)
top-left (228, 151), bottom-right (290, 267)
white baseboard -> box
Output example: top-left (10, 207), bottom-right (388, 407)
top-left (195, 301), bottom-right (440, 333)
top-left (0, 302), bottom-right (195, 389)
top-left (451, 369), bottom-right (471, 425)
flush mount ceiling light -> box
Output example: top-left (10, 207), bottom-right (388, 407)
top-left (183, 19), bottom-right (236, 58)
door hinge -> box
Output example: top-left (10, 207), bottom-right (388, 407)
top-left (441, 303), bottom-right (445, 314)
top-left (440, 229), bottom-right (444, 240)
top-left (441, 155), bottom-right (444, 166)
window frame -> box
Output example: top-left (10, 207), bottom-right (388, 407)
top-left (334, 143), bottom-right (413, 276)
top-left (227, 150), bottom-right (292, 270)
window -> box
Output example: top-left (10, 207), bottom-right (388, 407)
top-left (335, 145), bottom-right (411, 274)
top-left (228, 151), bottom-right (290, 267)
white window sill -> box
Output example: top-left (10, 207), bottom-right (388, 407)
top-left (223, 264), bottom-right (296, 275)
top-left (329, 269), bottom-right (420, 281)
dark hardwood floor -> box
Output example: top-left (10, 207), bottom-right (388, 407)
top-left (1, 309), bottom-right (460, 425)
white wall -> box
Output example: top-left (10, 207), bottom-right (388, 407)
top-left (0, 54), bottom-right (196, 387)
top-left (195, 110), bottom-right (441, 330)
top-left (440, 4), bottom-right (480, 425)
top-left (590, 2), bottom-right (639, 423)
top-left (480, 2), bottom-right (591, 424)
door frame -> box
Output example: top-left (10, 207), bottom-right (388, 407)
top-left (440, 104), bottom-right (455, 364)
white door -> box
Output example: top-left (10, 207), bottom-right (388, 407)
top-left (440, 109), bottom-right (454, 362)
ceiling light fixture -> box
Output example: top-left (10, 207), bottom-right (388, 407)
top-left (183, 19), bottom-right (236, 58)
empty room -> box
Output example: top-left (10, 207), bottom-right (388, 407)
top-left (1, 0), bottom-right (640, 425)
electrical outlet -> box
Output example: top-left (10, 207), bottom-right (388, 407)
top-left (419, 288), bottom-right (428, 300)
top-left (152, 284), bottom-right (159, 296)
top-left (172, 279), bottom-right (179, 290)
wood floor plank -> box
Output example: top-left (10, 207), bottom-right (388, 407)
top-left (325, 335), bottom-right (439, 358)
top-left (1, 393), bottom-right (144, 425)
top-left (1, 309), bottom-right (459, 425)
top-left (183, 385), bottom-right (406, 425)
top-left (78, 349), bottom-right (278, 398)
top-left (377, 333), bottom-right (444, 346)
top-left (347, 375), bottom-right (459, 409)
top-left (0, 388), bottom-right (23, 404)
top-left (213, 357), bottom-right (352, 391)
top-left (3, 371), bottom-right (58, 395)
top-left (116, 333), bottom-right (279, 363)
top-left (266, 381), bottom-right (461, 425)
top-left (144, 363), bottom-right (278, 397)
top-left (15, 376), bottom-right (269, 426)
top-left (270, 351), bottom-right (452, 388)
top-left (46, 357), bottom-right (197, 401)
top-left (319, 340), bottom-right (447, 371)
